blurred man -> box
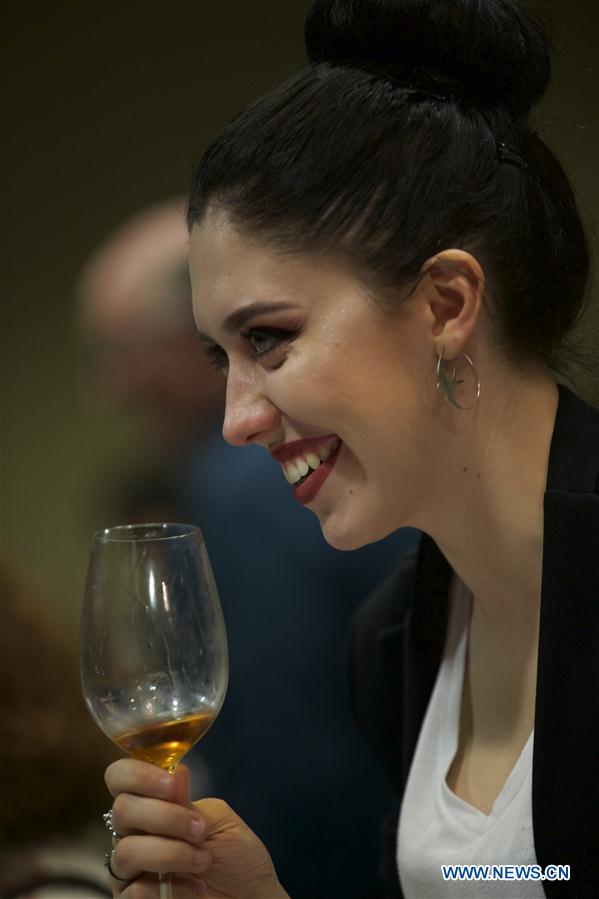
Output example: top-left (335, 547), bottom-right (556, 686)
top-left (77, 199), bottom-right (419, 899)
top-left (78, 198), bottom-right (224, 457)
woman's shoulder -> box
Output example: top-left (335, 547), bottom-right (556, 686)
top-left (556, 382), bottom-right (599, 431)
top-left (548, 384), bottom-right (599, 494)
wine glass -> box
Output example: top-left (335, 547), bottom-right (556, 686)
top-left (80, 523), bottom-right (228, 898)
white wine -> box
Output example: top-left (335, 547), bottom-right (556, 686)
top-left (114, 710), bottom-right (216, 772)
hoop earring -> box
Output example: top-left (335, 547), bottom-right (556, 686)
top-left (436, 348), bottom-right (480, 410)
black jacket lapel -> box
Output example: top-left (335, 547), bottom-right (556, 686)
top-left (533, 385), bottom-right (599, 898)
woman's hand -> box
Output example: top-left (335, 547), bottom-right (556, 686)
top-left (105, 758), bottom-right (290, 898)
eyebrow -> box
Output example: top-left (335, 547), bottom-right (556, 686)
top-left (197, 301), bottom-right (299, 342)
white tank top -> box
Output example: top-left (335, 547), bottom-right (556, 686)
top-left (397, 576), bottom-right (543, 898)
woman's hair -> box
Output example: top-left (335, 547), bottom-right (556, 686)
top-left (187, 0), bottom-right (591, 373)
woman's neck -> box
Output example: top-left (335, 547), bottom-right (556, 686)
top-left (422, 366), bottom-right (559, 626)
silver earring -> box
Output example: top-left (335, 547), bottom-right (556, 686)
top-left (436, 348), bottom-right (480, 410)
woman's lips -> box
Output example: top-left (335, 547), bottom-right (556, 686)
top-left (292, 442), bottom-right (341, 506)
top-left (270, 435), bottom-right (342, 505)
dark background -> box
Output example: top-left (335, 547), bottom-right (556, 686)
top-left (1, 0), bottom-right (597, 652)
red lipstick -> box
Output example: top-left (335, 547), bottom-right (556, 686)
top-left (270, 435), bottom-right (342, 506)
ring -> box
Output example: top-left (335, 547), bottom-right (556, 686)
top-left (102, 809), bottom-right (123, 844)
top-left (104, 849), bottom-right (130, 883)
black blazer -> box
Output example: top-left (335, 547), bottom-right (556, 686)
top-left (349, 384), bottom-right (599, 898)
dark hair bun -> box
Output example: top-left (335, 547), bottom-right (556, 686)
top-left (305, 0), bottom-right (551, 115)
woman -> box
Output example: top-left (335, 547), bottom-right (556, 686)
top-left (103, 0), bottom-right (598, 896)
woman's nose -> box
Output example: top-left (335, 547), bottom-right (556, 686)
top-left (222, 368), bottom-right (280, 447)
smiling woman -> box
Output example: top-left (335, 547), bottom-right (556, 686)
top-left (189, 209), bottom-right (460, 550)
top-left (104, 1), bottom-right (598, 897)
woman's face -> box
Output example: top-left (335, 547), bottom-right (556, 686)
top-left (189, 209), bottom-right (438, 549)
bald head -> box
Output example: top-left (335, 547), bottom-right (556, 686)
top-left (79, 198), bottom-right (193, 336)
top-left (78, 198), bottom-right (224, 451)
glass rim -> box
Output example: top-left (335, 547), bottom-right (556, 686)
top-left (93, 523), bottom-right (203, 543)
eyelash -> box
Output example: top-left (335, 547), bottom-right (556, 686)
top-left (203, 344), bottom-right (229, 372)
top-left (203, 327), bottom-right (297, 373)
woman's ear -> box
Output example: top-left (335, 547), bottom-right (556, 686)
top-left (420, 249), bottom-right (485, 360)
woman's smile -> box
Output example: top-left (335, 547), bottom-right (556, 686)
top-left (270, 435), bottom-right (342, 503)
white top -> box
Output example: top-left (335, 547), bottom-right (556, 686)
top-left (397, 576), bottom-right (543, 898)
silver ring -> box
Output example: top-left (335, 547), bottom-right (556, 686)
top-left (104, 849), bottom-right (130, 883)
top-left (103, 809), bottom-right (123, 844)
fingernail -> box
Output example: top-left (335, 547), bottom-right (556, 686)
top-left (193, 849), bottom-right (210, 871)
top-left (158, 775), bottom-right (174, 799)
top-left (189, 817), bottom-right (205, 841)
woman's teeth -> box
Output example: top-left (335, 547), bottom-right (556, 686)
top-left (282, 440), bottom-right (340, 485)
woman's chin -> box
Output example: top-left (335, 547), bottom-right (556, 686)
top-left (319, 511), bottom-right (379, 552)
top-left (318, 499), bottom-right (404, 551)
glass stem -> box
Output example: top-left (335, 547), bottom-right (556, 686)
top-left (159, 764), bottom-right (176, 897)
top-left (159, 873), bottom-right (173, 898)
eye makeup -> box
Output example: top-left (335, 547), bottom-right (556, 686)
top-left (200, 320), bottom-right (302, 373)
top-left (241, 326), bottom-right (298, 360)
top-left (201, 339), bottom-right (228, 372)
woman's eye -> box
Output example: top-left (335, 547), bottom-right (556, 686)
top-left (241, 327), bottom-right (295, 363)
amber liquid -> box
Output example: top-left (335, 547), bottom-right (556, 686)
top-left (113, 710), bottom-right (216, 772)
